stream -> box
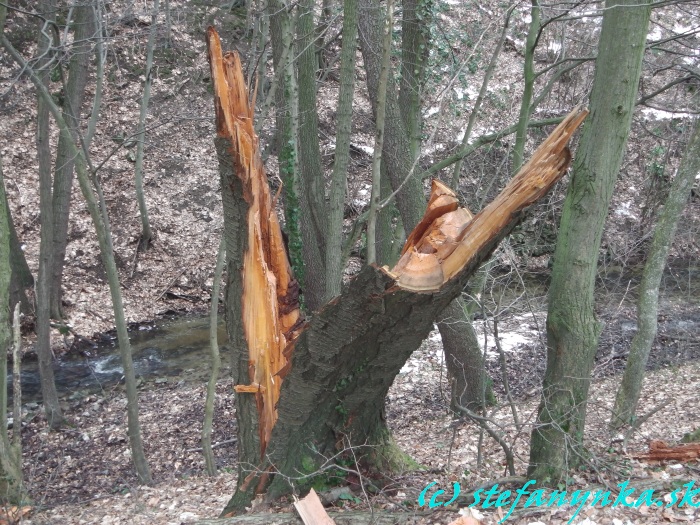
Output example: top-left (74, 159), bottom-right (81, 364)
top-left (9, 264), bottom-right (700, 405)
top-left (11, 316), bottom-right (228, 404)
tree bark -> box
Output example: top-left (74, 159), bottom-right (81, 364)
top-left (357, 0), bottom-right (424, 232)
top-left (268, 0), bottom-right (303, 283)
top-left (36, 0), bottom-right (63, 429)
top-left (207, 29), bottom-right (585, 513)
top-left (361, 0), bottom-right (492, 410)
top-left (296, 0), bottom-right (328, 310)
top-left (0, 136), bottom-right (23, 503)
top-left (51, 1), bottom-right (95, 318)
top-left (611, 118), bottom-right (700, 428)
top-left (202, 237), bottom-right (226, 475)
top-left (2, 32), bottom-right (152, 484)
top-left (528, 0), bottom-right (651, 484)
top-left (512, 0), bottom-right (540, 173)
top-left (1, 163), bottom-right (32, 315)
top-left (325, 0), bottom-right (357, 295)
top-left (133, 0), bottom-right (159, 251)
top-left (365, 0), bottom-right (393, 264)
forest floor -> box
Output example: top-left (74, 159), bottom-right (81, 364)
top-left (17, 333), bottom-right (700, 525)
top-left (2, 0), bottom-right (699, 523)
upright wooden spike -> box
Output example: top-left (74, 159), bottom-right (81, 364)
top-left (207, 28), bottom-right (303, 457)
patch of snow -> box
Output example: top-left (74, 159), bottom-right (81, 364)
top-left (354, 144), bottom-right (374, 156)
top-left (614, 201), bottom-right (636, 219)
top-left (647, 26), bottom-right (663, 42)
top-left (642, 107), bottom-right (695, 121)
top-left (425, 106), bottom-right (440, 118)
top-left (548, 41), bottom-right (562, 55)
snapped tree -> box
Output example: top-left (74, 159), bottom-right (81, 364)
top-left (206, 27), bottom-right (587, 515)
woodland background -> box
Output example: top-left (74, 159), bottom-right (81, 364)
top-left (0, 0), bottom-right (699, 523)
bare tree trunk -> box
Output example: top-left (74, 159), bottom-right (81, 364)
top-left (296, 0), bottom-right (328, 310)
top-left (202, 237), bottom-right (226, 475)
top-left (268, 0), bottom-right (303, 283)
top-left (1, 165), bottom-right (32, 315)
top-left (325, 0), bottom-right (357, 298)
top-left (361, 0), bottom-right (493, 410)
top-left (2, 34), bottom-right (153, 484)
top-left (0, 102), bottom-right (23, 498)
top-left (512, 0), bottom-right (540, 173)
top-left (36, 0), bottom-right (63, 429)
top-left (133, 0), bottom-right (159, 251)
top-left (357, 0), bottom-right (425, 232)
top-left (366, 0), bottom-right (393, 264)
top-left (611, 118), bottom-right (700, 428)
top-left (528, 0), bottom-right (651, 483)
top-left (51, 1), bottom-right (95, 319)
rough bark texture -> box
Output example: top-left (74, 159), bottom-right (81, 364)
top-left (36, 0), bottom-right (63, 429)
top-left (0, 153), bottom-right (23, 504)
top-left (1, 161), bottom-right (32, 314)
top-left (357, 0), bottom-right (424, 232)
top-left (296, 0), bottom-right (328, 310)
top-left (51, 2), bottom-right (94, 318)
top-left (528, 0), bottom-right (651, 483)
top-left (438, 297), bottom-right (486, 412)
top-left (207, 27), bottom-right (586, 515)
top-left (611, 118), bottom-right (700, 428)
top-left (325, 0), bottom-right (358, 297)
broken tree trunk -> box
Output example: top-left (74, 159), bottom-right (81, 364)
top-left (206, 27), bottom-right (587, 516)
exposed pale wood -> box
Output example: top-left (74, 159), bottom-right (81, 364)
top-left (293, 488), bottom-right (336, 525)
top-left (391, 107), bottom-right (588, 292)
top-left (207, 28), bottom-right (303, 457)
top-left (207, 28), bottom-right (587, 510)
top-left (634, 440), bottom-right (700, 462)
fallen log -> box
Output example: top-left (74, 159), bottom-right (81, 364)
top-left (197, 509), bottom-right (443, 525)
top-left (206, 26), bottom-right (587, 515)
top-left (633, 440), bottom-right (700, 462)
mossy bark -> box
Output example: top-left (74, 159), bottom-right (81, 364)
top-left (528, 0), bottom-right (651, 483)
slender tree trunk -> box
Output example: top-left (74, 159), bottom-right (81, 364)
top-left (357, 0), bottom-right (424, 232)
top-left (0, 120), bottom-right (23, 500)
top-left (1, 167), bottom-right (32, 315)
top-left (611, 118), bottom-right (700, 428)
top-left (398, 0), bottom-right (429, 162)
top-left (51, 2), bottom-right (95, 318)
top-left (133, 0), bottom-right (159, 251)
top-left (202, 237), bottom-right (226, 475)
top-left (366, 0), bottom-right (393, 265)
top-left (2, 35), bottom-right (153, 484)
top-left (36, 0), bottom-right (63, 429)
top-left (296, 0), bottom-right (328, 310)
top-left (512, 0), bottom-right (540, 173)
top-left (268, 0), bottom-right (303, 283)
top-left (528, 0), bottom-right (651, 483)
top-left (325, 0), bottom-right (357, 298)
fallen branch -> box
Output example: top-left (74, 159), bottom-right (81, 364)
top-left (196, 509), bottom-right (442, 525)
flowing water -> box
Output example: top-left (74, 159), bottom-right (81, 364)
top-left (11, 316), bottom-right (228, 403)
top-left (10, 265), bottom-right (699, 404)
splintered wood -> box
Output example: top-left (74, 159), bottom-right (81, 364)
top-left (634, 440), bottom-right (700, 462)
top-left (207, 24), bottom-right (587, 461)
top-left (390, 107), bottom-right (588, 291)
top-left (207, 28), bottom-right (303, 457)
